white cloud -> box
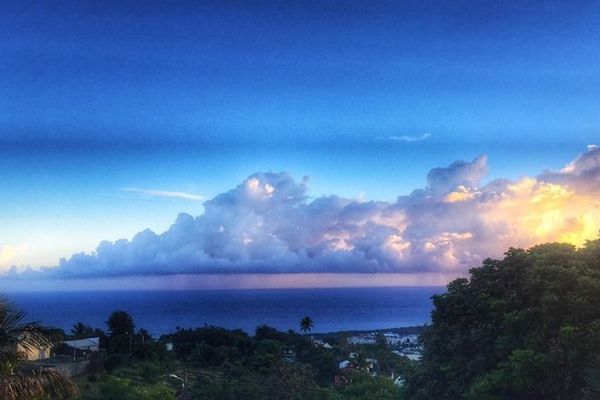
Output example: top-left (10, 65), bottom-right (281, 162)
top-left (122, 188), bottom-right (205, 201)
top-left (7, 146), bottom-right (600, 279)
top-left (0, 244), bottom-right (29, 273)
top-left (389, 133), bottom-right (431, 142)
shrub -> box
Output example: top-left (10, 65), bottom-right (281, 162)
top-left (104, 353), bottom-right (128, 372)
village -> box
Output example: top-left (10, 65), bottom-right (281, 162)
top-left (10, 314), bottom-right (421, 399)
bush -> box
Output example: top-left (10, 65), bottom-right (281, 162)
top-left (339, 374), bottom-right (404, 400)
top-left (104, 353), bottom-right (128, 372)
top-left (132, 342), bottom-right (169, 362)
top-left (139, 362), bottom-right (161, 382)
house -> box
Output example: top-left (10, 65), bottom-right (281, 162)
top-left (15, 332), bottom-right (54, 361)
top-left (392, 350), bottom-right (422, 361)
top-left (282, 349), bottom-right (296, 363)
top-left (311, 338), bottom-right (333, 349)
top-left (63, 337), bottom-right (100, 352)
top-left (18, 341), bottom-right (53, 361)
top-left (338, 353), bottom-right (379, 376)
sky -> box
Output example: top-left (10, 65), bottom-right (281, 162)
top-left (1, 1), bottom-right (600, 290)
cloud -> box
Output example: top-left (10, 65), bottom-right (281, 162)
top-left (426, 155), bottom-right (488, 195)
top-left (7, 146), bottom-right (600, 279)
top-left (122, 188), bottom-right (205, 201)
top-left (0, 244), bottom-right (29, 273)
top-left (389, 133), bottom-right (431, 142)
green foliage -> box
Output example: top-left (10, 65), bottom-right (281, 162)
top-left (71, 322), bottom-right (96, 339)
top-left (308, 348), bottom-right (338, 385)
top-left (138, 361), bottom-right (161, 382)
top-left (167, 326), bottom-right (252, 362)
top-left (72, 317), bottom-right (414, 400)
top-left (406, 239), bottom-right (600, 400)
top-left (255, 324), bottom-right (289, 342)
top-left (132, 342), bottom-right (170, 362)
top-left (339, 374), bottom-right (404, 400)
top-left (78, 375), bottom-right (176, 400)
top-left (104, 353), bottom-right (128, 372)
top-left (0, 296), bottom-right (56, 370)
top-left (190, 361), bottom-right (318, 400)
top-left (106, 311), bottom-right (135, 337)
top-left (0, 296), bottom-right (78, 400)
top-left (108, 333), bottom-right (132, 355)
top-left (300, 316), bottom-right (314, 334)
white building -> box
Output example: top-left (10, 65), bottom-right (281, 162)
top-left (63, 337), bottom-right (100, 352)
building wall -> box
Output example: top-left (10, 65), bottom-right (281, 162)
top-left (17, 343), bottom-right (53, 361)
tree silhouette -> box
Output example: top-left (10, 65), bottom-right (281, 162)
top-left (299, 316), bottom-right (314, 335)
top-left (106, 311), bottom-right (134, 337)
top-left (70, 322), bottom-right (94, 339)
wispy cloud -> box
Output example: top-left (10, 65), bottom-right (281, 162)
top-left (389, 133), bottom-right (431, 142)
top-left (122, 188), bottom-right (205, 201)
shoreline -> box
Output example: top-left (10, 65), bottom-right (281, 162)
top-left (312, 325), bottom-right (426, 338)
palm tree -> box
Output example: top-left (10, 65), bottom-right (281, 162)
top-left (0, 296), bottom-right (78, 400)
top-left (299, 316), bottom-right (314, 335)
top-left (0, 369), bottom-right (78, 400)
top-left (70, 322), bottom-right (94, 339)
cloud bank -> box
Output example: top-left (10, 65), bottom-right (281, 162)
top-left (9, 146), bottom-right (600, 279)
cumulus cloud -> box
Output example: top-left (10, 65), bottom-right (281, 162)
top-left (389, 133), bottom-right (431, 142)
top-left (8, 146), bottom-right (600, 279)
top-left (122, 188), bottom-right (205, 201)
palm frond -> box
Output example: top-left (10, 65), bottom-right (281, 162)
top-left (0, 369), bottom-right (79, 400)
top-left (0, 297), bottom-right (55, 365)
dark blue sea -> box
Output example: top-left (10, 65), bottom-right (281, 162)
top-left (9, 287), bottom-right (442, 337)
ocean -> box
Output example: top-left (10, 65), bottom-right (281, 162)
top-left (8, 287), bottom-right (443, 337)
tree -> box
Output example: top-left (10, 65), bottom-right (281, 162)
top-left (70, 322), bottom-right (95, 339)
top-left (106, 311), bottom-right (135, 354)
top-left (106, 311), bottom-right (134, 337)
top-left (406, 239), bottom-right (600, 400)
top-left (0, 296), bottom-right (78, 400)
top-left (300, 317), bottom-right (314, 335)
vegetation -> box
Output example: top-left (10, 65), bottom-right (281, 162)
top-left (71, 323), bottom-right (95, 339)
top-left (0, 296), bottom-right (78, 400)
top-left (72, 313), bottom-right (405, 399)
top-left (405, 238), bottom-right (600, 400)
top-left (106, 311), bottom-right (135, 337)
top-left (300, 316), bottom-right (315, 335)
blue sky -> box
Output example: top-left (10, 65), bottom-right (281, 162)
top-left (1, 1), bottom-right (600, 283)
